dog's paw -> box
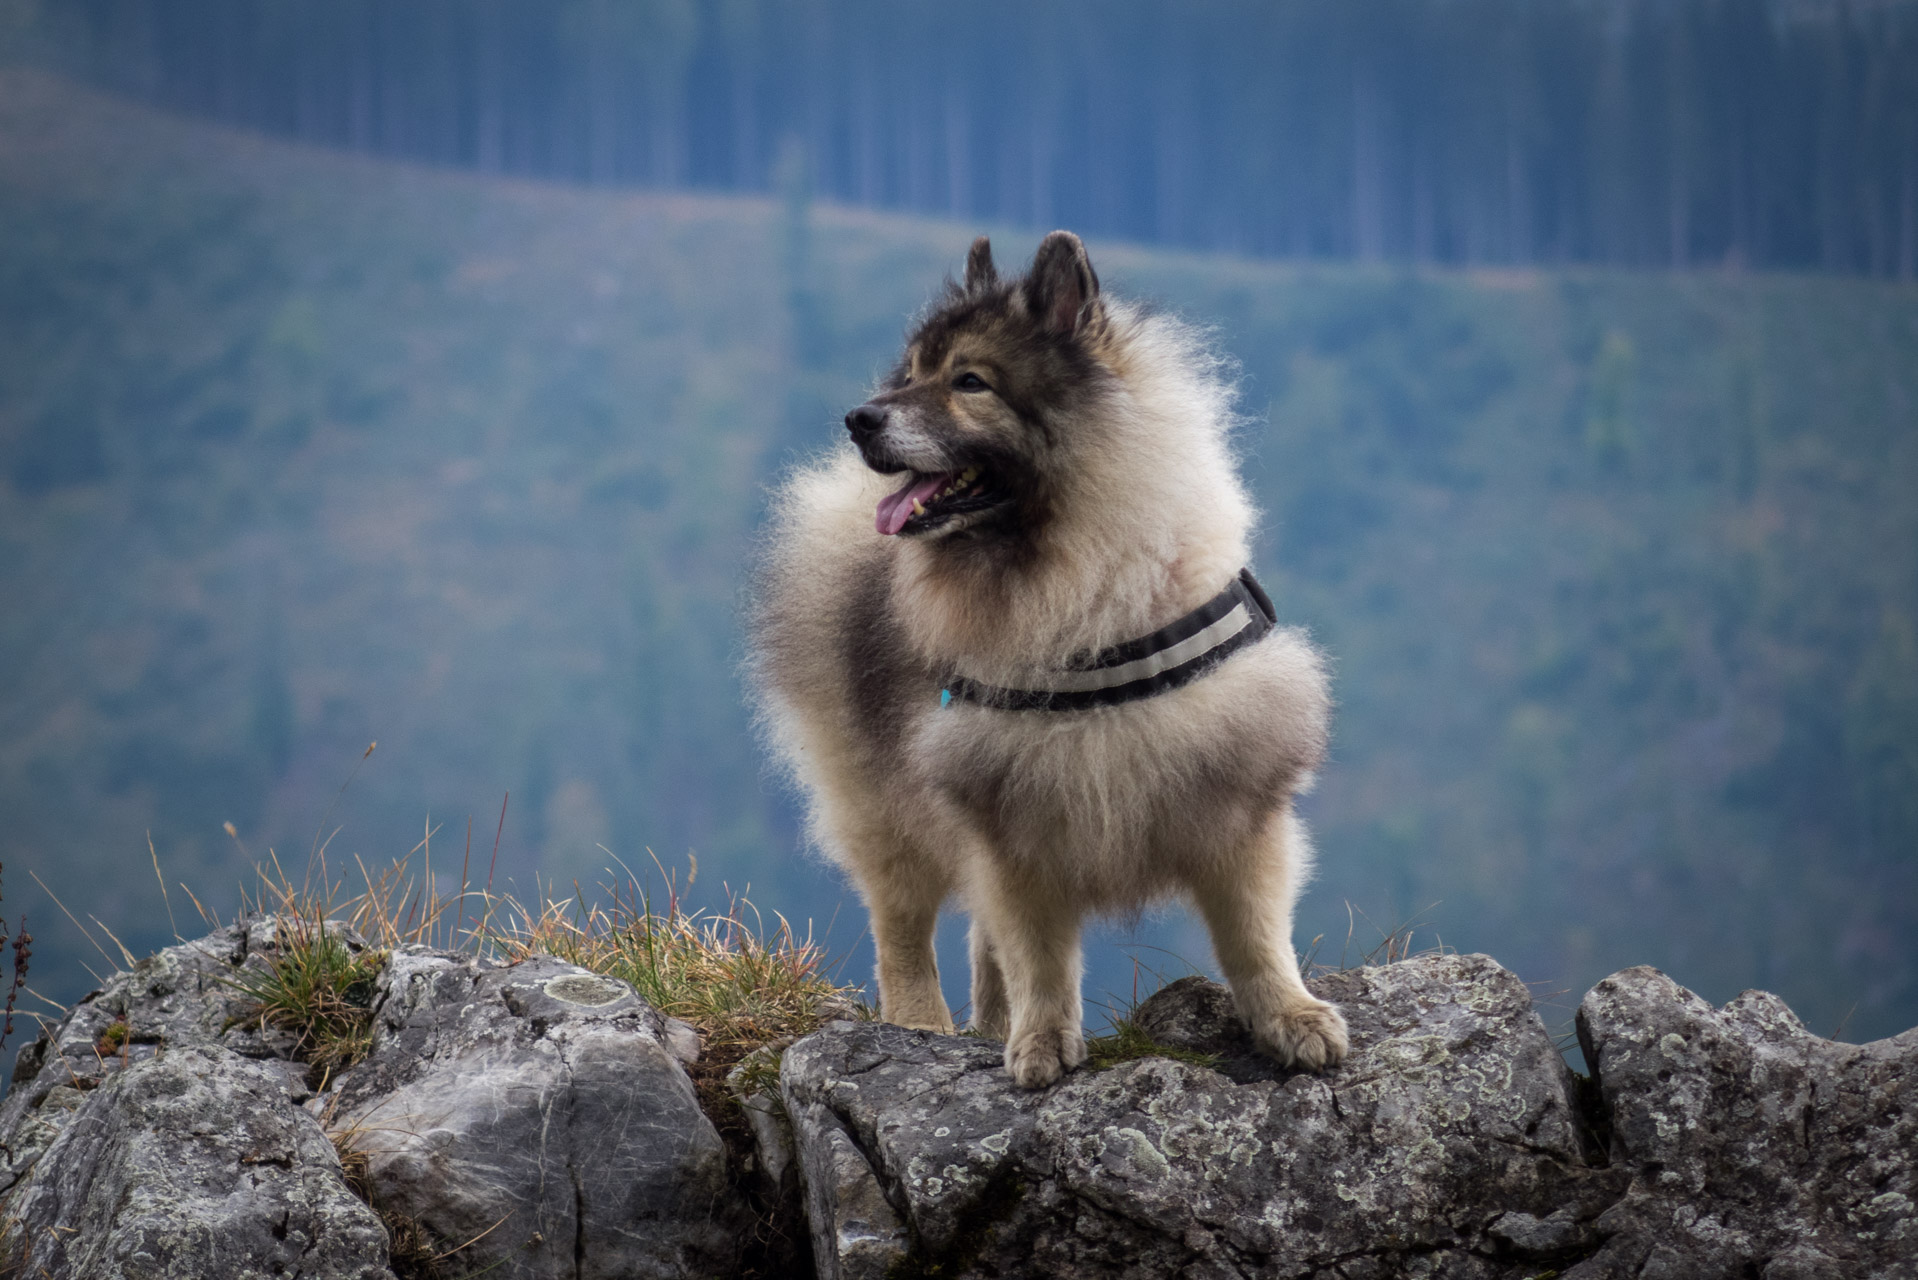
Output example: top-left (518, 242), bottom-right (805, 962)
top-left (900, 1013), bottom-right (957, 1035)
top-left (1252, 1000), bottom-right (1349, 1071)
top-left (1004, 1025), bottom-right (1088, 1089)
top-left (880, 994), bottom-right (956, 1035)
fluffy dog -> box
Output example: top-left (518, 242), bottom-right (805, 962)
top-left (751, 231), bottom-right (1346, 1086)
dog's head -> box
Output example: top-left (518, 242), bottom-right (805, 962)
top-left (847, 231), bottom-right (1112, 541)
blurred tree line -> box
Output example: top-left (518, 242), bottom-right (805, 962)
top-left (15, 0), bottom-right (1918, 278)
top-left (1, 66), bottom-right (1914, 1043)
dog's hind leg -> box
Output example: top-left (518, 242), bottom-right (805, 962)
top-left (857, 848), bottom-right (955, 1034)
top-left (1191, 804), bottom-right (1349, 1070)
top-left (967, 921), bottom-right (1010, 1039)
top-left (814, 778), bottom-right (954, 1032)
top-left (870, 892), bottom-right (952, 1033)
top-left (971, 862), bottom-right (1086, 1087)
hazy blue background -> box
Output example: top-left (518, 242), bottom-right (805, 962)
top-left (3, 0), bottom-right (1915, 1057)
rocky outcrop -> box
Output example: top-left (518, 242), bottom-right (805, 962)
top-left (0, 923), bottom-right (753, 1280)
top-left (4, 929), bottom-right (1913, 1280)
top-left (323, 948), bottom-right (747, 1280)
top-left (781, 954), bottom-right (1626, 1280)
top-left (777, 957), bottom-right (1916, 1280)
top-left (0, 920), bottom-right (395, 1278)
top-left (1574, 966), bottom-right (1917, 1280)
top-left (2, 919), bottom-right (319, 1125)
top-left (3, 1043), bottom-right (394, 1280)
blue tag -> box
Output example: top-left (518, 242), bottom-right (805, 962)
top-left (939, 688), bottom-right (953, 707)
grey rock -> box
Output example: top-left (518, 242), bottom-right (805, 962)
top-left (737, 1082), bottom-right (798, 1200)
top-left (14, 922), bottom-right (1912, 1280)
top-left (1484, 1207), bottom-right (1591, 1254)
top-left (783, 953), bottom-right (1625, 1280)
top-left (1572, 966), bottom-right (1918, 1280)
top-left (1, 1042), bottom-right (392, 1280)
top-left (329, 949), bottom-right (749, 1280)
top-left (795, 1099), bottom-right (912, 1280)
top-left (1, 917), bottom-right (370, 1198)
top-left (662, 1014), bottom-right (703, 1065)
top-left (3, 926), bottom-right (756, 1280)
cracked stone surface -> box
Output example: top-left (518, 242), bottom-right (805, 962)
top-left (1, 1042), bottom-right (393, 1280)
top-left (782, 953), bottom-right (1627, 1279)
top-left (3, 925), bottom-right (748, 1280)
top-left (12, 926), bottom-right (1913, 1280)
top-left (1571, 966), bottom-right (1917, 1280)
top-left (327, 948), bottom-right (750, 1280)
top-left (0, 919), bottom-right (362, 1204)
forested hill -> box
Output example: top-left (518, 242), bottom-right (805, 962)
top-left (2, 69), bottom-right (1915, 1048)
top-left (14, 0), bottom-right (1918, 277)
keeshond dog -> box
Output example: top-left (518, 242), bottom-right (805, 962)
top-left (751, 231), bottom-right (1346, 1087)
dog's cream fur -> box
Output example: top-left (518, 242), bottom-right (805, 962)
top-left (751, 232), bottom-right (1346, 1086)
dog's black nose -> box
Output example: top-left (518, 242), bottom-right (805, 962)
top-left (844, 404), bottom-right (887, 440)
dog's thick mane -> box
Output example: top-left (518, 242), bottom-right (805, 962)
top-left (890, 296), bottom-right (1253, 684)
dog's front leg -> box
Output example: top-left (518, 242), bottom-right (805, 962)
top-left (971, 863), bottom-right (1086, 1087)
top-left (1192, 804), bottom-right (1348, 1070)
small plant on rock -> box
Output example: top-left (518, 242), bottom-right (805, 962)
top-left (1084, 1016), bottom-right (1221, 1072)
top-left (227, 919), bottom-right (385, 1078)
top-left (225, 863), bottom-right (389, 1081)
top-left (0, 861), bottom-right (30, 1054)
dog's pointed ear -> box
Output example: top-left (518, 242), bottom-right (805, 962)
top-left (964, 236), bottom-right (997, 292)
top-left (1026, 230), bottom-right (1101, 337)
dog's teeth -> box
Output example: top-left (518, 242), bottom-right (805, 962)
top-left (912, 500), bottom-right (926, 515)
top-left (961, 467), bottom-right (979, 482)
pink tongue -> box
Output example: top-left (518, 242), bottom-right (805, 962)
top-left (875, 473), bottom-right (953, 536)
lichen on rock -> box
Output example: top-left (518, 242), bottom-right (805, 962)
top-left (1574, 965), bottom-right (1917, 1279)
top-left (4, 1042), bottom-right (393, 1280)
top-left (781, 953), bottom-right (1628, 1280)
top-left (4, 930), bottom-right (1912, 1280)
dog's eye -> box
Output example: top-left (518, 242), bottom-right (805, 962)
top-left (953, 372), bottom-right (991, 393)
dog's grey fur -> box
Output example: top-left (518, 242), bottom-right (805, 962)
top-left (750, 232), bottom-right (1346, 1086)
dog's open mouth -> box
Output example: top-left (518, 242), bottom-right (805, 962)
top-left (875, 467), bottom-right (998, 536)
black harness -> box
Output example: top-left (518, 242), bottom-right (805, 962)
top-left (942, 568), bottom-right (1278, 712)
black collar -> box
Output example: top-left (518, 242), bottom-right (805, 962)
top-left (943, 568), bottom-right (1277, 712)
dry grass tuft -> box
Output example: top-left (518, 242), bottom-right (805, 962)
top-left (1297, 899), bottom-right (1454, 976)
top-left (1082, 953), bottom-right (1223, 1072)
top-left (220, 803), bottom-right (523, 1081)
top-left (217, 832), bottom-right (858, 1096)
top-left (484, 859), bottom-right (855, 1060)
